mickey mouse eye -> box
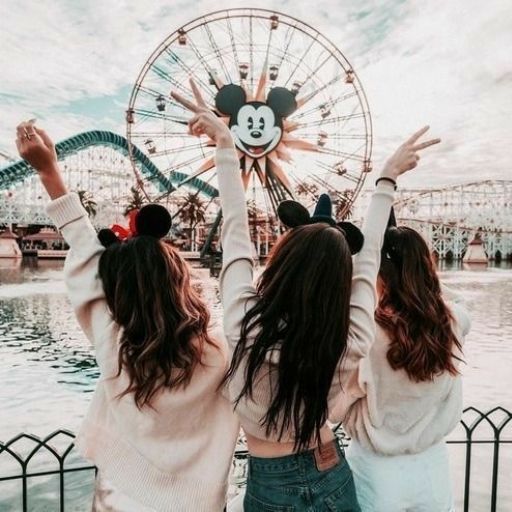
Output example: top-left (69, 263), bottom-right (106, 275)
top-left (259, 117), bottom-right (265, 130)
top-left (248, 116), bottom-right (254, 129)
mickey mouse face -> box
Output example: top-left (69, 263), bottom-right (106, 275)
top-left (215, 84), bottom-right (298, 160)
top-left (231, 103), bottom-right (282, 158)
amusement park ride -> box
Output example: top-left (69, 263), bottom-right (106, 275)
top-left (0, 8), bottom-right (511, 261)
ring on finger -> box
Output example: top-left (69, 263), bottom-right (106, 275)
top-left (23, 128), bottom-right (32, 141)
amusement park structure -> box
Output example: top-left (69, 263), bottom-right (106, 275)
top-left (125, 8), bottom-right (373, 221)
top-left (1, 136), bottom-right (510, 261)
top-left (353, 180), bottom-right (512, 261)
top-left (0, 8), bottom-right (510, 262)
top-left (0, 131), bottom-right (217, 227)
top-left (394, 180), bottom-right (512, 260)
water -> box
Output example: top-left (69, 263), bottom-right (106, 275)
top-left (0, 258), bottom-right (511, 510)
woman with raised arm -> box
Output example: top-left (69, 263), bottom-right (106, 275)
top-left (331, 218), bottom-right (470, 512)
top-left (172, 80), bottom-right (440, 511)
top-left (15, 121), bottom-right (239, 512)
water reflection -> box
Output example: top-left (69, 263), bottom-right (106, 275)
top-left (0, 296), bottom-right (98, 386)
top-left (1, 259), bottom-right (512, 511)
top-left (0, 259), bottom-right (511, 430)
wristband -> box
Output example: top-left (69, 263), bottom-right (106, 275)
top-left (375, 177), bottom-right (397, 190)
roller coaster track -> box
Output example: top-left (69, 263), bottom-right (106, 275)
top-left (0, 130), bottom-right (218, 198)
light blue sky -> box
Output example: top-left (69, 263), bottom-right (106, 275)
top-left (1, 0), bottom-right (510, 186)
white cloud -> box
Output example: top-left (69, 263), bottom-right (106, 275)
top-left (0, 0), bottom-right (510, 187)
top-left (359, 0), bottom-right (512, 186)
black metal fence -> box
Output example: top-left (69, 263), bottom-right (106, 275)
top-left (1, 407), bottom-right (510, 512)
top-left (444, 406), bottom-right (511, 512)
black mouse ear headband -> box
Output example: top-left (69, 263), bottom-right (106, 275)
top-left (277, 193), bottom-right (364, 255)
top-left (97, 204), bottom-right (172, 248)
top-left (381, 207), bottom-right (402, 261)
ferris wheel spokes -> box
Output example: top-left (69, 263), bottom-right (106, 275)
top-left (127, 8), bottom-right (372, 224)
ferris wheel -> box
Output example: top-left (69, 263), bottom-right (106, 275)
top-left (126, 8), bottom-right (372, 220)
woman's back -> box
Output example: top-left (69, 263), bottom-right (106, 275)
top-left (218, 161), bottom-right (396, 451)
top-left (45, 192), bottom-right (240, 511)
top-left (338, 301), bottom-right (469, 455)
top-left (80, 322), bottom-right (239, 508)
top-left (331, 223), bottom-right (471, 511)
top-left (167, 85), bottom-right (442, 511)
top-left (334, 225), bottom-right (471, 455)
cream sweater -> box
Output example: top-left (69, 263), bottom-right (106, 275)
top-left (331, 289), bottom-right (470, 455)
top-left (216, 148), bottom-right (395, 443)
top-left (46, 193), bottom-right (240, 512)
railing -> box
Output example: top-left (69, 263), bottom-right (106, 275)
top-left (445, 406), bottom-right (512, 512)
top-left (1, 407), bottom-right (510, 512)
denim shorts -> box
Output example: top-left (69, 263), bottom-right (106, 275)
top-left (244, 439), bottom-right (361, 511)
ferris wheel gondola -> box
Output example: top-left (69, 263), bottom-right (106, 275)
top-left (126, 8), bottom-right (372, 228)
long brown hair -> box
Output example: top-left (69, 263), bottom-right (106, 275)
top-left (376, 226), bottom-right (462, 382)
top-left (99, 236), bottom-right (213, 408)
top-left (225, 223), bottom-right (353, 451)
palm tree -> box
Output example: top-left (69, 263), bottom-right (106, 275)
top-left (178, 193), bottom-right (207, 250)
top-left (334, 189), bottom-right (354, 219)
top-left (246, 199), bottom-right (260, 255)
top-left (124, 186), bottom-right (145, 216)
top-left (78, 190), bottom-right (97, 218)
top-left (294, 181), bottom-right (318, 200)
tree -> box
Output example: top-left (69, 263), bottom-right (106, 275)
top-left (334, 189), bottom-right (354, 219)
top-left (247, 199), bottom-right (259, 253)
top-left (294, 181), bottom-right (318, 200)
top-left (124, 186), bottom-right (145, 216)
top-left (78, 190), bottom-right (97, 217)
top-left (178, 193), bottom-right (207, 250)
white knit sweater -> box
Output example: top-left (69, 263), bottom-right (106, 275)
top-left (216, 147), bottom-right (396, 443)
top-left (46, 193), bottom-right (240, 512)
top-left (331, 289), bottom-right (470, 455)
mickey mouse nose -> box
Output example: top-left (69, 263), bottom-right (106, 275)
top-left (251, 131), bottom-right (262, 138)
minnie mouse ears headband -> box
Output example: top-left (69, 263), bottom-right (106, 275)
top-left (277, 193), bottom-right (364, 255)
top-left (97, 204), bottom-right (172, 248)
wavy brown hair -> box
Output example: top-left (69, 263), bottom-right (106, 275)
top-left (376, 226), bottom-right (462, 382)
top-left (225, 223), bottom-right (353, 451)
top-left (99, 236), bottom-right (213, 408)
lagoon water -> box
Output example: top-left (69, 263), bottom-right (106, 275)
top-left (0, 258), bottom-right (511, 510)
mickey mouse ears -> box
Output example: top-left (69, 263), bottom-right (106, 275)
top-left (215, 84), bottom-right (298, 119)
top-left (277, 193), bottom-right (364, 254)
top-left (135, 204), bottom-right (172, 238)
top-left (387, 207), bottom-right (397, 229)
top-left (98, 203), bottom-right (172, 248)
top-left (381, 207), bottom-right (401, 261)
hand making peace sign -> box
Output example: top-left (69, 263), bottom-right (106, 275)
top-left (171, 79), bottom-right (234, 149)
top-left (381, 126), bottom-right (441, 181)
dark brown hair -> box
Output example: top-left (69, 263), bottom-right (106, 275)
top-left (99, 236), bottom-right (213, 408)
top-left (225, 223), bottom-right (353, 451)
top-left (376, 226), bottom-right (462, 382)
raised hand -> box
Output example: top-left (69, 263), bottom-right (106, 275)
top-left (15, 121), bottom-right (66, 199)
top-left (381, 126), bottom-right (441, 181)
top-left (171, 79), bottom-right (234, 149)
top-left (16, 121), bottom-right (59, 173)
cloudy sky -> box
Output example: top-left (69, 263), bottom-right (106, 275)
top-left (1, 0), bottom-right (510, 187)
